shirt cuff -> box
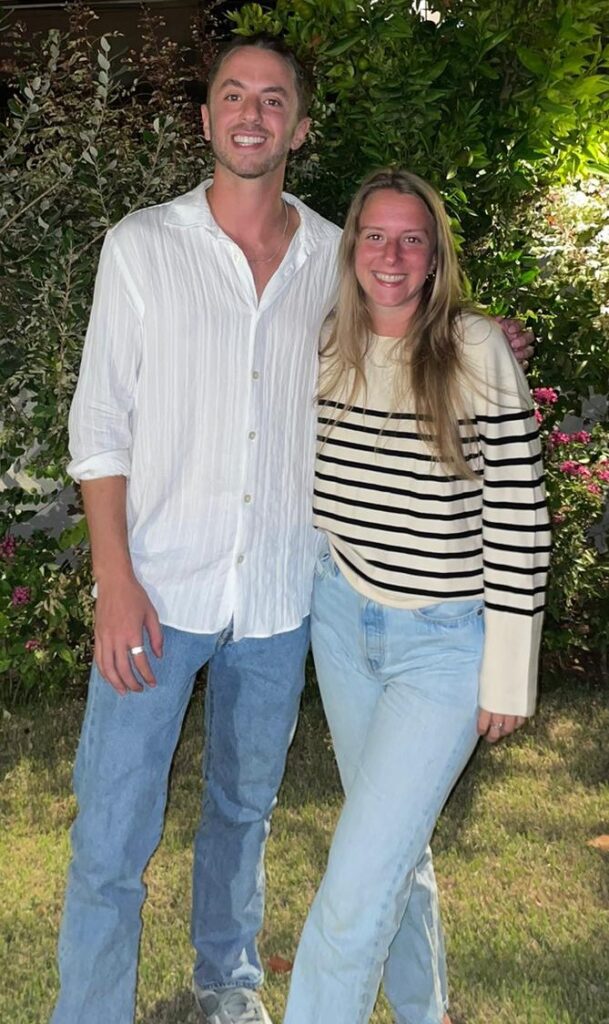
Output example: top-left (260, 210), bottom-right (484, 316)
top-left (67, 450), bottom-right (131, 481)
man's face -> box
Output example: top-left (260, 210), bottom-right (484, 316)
top-left (201, 48), bottom-right (310, 180)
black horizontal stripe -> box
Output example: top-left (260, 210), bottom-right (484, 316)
top-left (483, 453), bottom-right (542, 468)
top-left (484, 600), bottom-right (546, 617)
top-left (483, 497), bottom-right (547, 511)
top-left (319, 400), bottom-right (475, 426)
top-left (364, 558), bottom-right (482, 579)
top-left (315, 470), bottom-right (481, 498)
top-left (335, 548), bottom-right (484, 598)
top-left (315, 507), bottom-right (481, 538)
top-left (484, 558), bottom-right (549, 576)
top-left (483, 474), bottom-right (546, 490)
top-left (332, 531), bottom-right (483, 560)
top-left (314, 486), bottom-right (481, 513)
top-left (319, 416), bottom-right (430, 441)
top-left (319, 416), bottom-right (478, 446)
top-left (478, 429), bottom-right (540, 446)
top-left (319, 435), bottom-right (439, 462)
top-left (484, 539), bottom-right (553, 555)
top-left (317, 450), bottom-right (481, 477)
top-left (476, 409), bottom-right (533, 424)
top-left (483, 518), bottom-right (551, 534)
top-left (315, 499), bottom-right (480, 523)
top-left (485, 580), bottom-right (547, 597)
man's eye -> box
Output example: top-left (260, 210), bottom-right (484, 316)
top-left (224, 93), bottom-right (240, 102)
top-left (265, 98), bottom-right (282, 107)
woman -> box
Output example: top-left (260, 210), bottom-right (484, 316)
top-left (283, 169), bottom-right (550, 1024)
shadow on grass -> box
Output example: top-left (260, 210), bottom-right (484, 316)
top-left (139, 987), bottom-right (199, 1024)
top-left (452, 929), bottom-right (609, 1024)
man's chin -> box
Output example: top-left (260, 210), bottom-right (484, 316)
top-left (213, 149), bottom-right (287, 181)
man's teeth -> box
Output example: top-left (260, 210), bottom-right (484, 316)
top-left (375, 273), bottom-right (406, 282)
top-left (233, 135), bottom-right (266, 146)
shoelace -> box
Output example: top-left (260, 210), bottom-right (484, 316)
top-left (220, 989), bottom-right (265, 1023)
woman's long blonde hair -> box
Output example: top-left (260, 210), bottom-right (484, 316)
top-left (319, 168), bottom-right (476, 479)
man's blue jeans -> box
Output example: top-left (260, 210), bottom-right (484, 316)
top-left (284, 548), bottom-right (482, 1024)
top-left (51, 619), bottom-right (310, 1024)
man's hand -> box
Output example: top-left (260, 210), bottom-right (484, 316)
top-left (94, 575), bottom-right (163, 696)
top-left (477, 708), bottom-right (526, 744)
top-left (496, 316), bottom-right (535, 368)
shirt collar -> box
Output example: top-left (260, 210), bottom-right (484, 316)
top-left (163, 179), bottom-right (336, 257)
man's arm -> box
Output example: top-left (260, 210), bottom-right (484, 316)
top-left (496, 316), bottom-right (535, 366)
top-left (82, 476), bottom-right (163, 696)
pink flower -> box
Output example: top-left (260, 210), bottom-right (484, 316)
top-left (535, 409), bottom-right (544, 424)
top-left (532, 387), bottom-right (559, 406)
top-left (595, 466), bottom-right (609, 482)
top-left (0, 535), bottom-right (17, 560)
top-left (587, 483), bottom-right (602, 496)
top-left (558, 461), bottom-right (591, 478)
top-left (24, 638), bottom-right (42, 651)
top-left (573, 431), bottom-right (592, 444)
top-left (548, 430), bottom-right (571, 449)
top-left (11, 586), bottom-right (31, 606)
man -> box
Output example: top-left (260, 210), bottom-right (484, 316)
top-left (52, 33), bottom-right (532, 1024)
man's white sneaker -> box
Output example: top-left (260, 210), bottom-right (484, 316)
top-left (193, 984), bottom-right (273, 1024)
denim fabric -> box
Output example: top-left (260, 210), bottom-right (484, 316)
top-left (283, 548), bottom-right (483, 1024)
top-left (51, 619), bottom-right (309, 1024)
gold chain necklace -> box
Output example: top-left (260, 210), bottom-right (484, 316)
top-left (245, 201), bottom-right (289, 265)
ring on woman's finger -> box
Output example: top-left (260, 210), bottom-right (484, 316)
top-left (129, 645), bottom-right (145, 656)
top-left (492, 721), bottom-right (504, 730)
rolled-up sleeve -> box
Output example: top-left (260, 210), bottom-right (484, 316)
top-left (68, 229), bottom-right (144, 481)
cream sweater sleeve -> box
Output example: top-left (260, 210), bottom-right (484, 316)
top-left (463, 315), bottom-right (551, 717)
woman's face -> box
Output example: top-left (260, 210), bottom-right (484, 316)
top-left (354, 189), bottom-right (437, 334)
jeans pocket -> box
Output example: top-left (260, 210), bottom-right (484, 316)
top-left (413, 599), bottom-right (484, 626)
top-left (314, 545), bottom-right (340, 581)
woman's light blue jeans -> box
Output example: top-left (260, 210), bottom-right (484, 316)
top-left (51, 619), bottom-right (309, 1024)
top-left (283, 548), bottom-right (483, 1024)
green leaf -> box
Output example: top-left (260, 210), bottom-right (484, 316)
top-left (320, 34), bottom-right (361, 58)
top-left (516, 47), bottom-right (548, 78)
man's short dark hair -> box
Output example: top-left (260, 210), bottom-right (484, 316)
top-left (206, 33), bottom-right (313, 120)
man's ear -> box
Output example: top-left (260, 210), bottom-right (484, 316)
top-left (201, 104), bottom-right (211, 142)
top-left (290, 116), bottom-right (311, 152)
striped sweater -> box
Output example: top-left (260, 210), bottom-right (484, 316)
top-left (313, 314), bottom-right (551, 717)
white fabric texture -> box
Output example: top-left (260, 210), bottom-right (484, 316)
top-left (68, 181), bottom-right (341, 639)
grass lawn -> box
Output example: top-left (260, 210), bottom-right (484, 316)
top-left (1, 667), bottom-right (608, 1024)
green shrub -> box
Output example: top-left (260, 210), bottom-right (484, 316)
top-left (1, 0), bottom-right (608, 700)
top-left (0, 520), bottom-right (94, 702)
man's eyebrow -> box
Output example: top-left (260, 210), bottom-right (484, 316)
top-left (217, 78), bottom-right (289, 97)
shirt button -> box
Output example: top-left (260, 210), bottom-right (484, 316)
top-left (248, 431), bottom-right (256, 440)
top-left (244, 494), bottom-right (252, 504)
top-left (252, 370), bottom-right (260, 380)
top-left (237, 554), bottom-right (245, 564)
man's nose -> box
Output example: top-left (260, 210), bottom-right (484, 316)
top-left (241, 96), bottom-right (263, 122)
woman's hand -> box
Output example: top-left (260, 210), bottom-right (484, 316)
top-left (477, 709), bottom-right (527, 743)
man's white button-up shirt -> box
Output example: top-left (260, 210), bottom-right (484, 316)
top-left (68, 181), bottom-right (341, 639)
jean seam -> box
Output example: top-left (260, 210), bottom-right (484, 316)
top-left (351, 717), bottom-right (478, 1024)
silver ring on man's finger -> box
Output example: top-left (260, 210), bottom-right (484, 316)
top-left (129, 645), bottom-right (145, 656)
